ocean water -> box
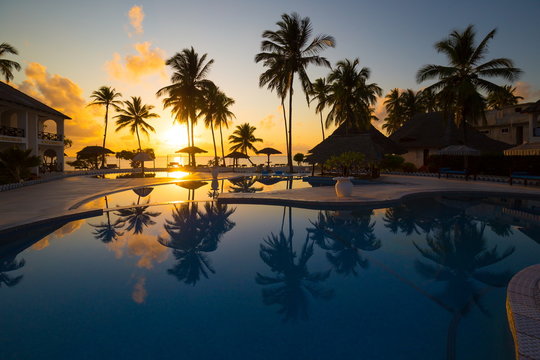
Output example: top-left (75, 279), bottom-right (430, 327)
top-left (1, 193), bottom-right (539, 359)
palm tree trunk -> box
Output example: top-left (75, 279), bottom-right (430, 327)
top-left (190, 118), bottom-right (196, 167)
top-left (186, 121), bottom-right (191, 166)
top-left (219, 124), bottom-right (226, 167)
top-left (101, 104), bottom-right (109, 168)
top-left (281, 98), bottom-right (289, 155)
top-left (210, 120), bottom-right (218, 166)
top-left (320, 111), bottom-right (325, 140)
top-left (135, 125), bottom-right (142, 151)
top-left (288, 74), bottom-right (294, 173)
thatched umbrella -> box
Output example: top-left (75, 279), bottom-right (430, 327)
top-left (504, 142), bottom-right (540, 156)
top-left (132, 187), bottom-right (154, 197)
top-left (77, 146), bottom-right (115, 169)
top-left (225, 151), bottom-right (249, 170)
top-left (176, 180), bottom-right (208, 201)
top-left (436, 145), bottom-right (480, 156)
top-left (133, 151), bottom-right (154, 175)
top-left (176, 146), bottom-right (208, 167)
top-left (257, 147), bottom-right (282, 167)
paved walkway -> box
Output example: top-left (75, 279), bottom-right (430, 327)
top-left (1, 173), bottom-right (539, 232)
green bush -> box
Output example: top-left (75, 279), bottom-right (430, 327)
top-left (0, 147), bottom-right (41, 183)
top-left (325, 152), bottom-right (365, 176)
top-left (401, 162), bottom-right (417, 173)
top-left (379, 154), bottom-right (405, 170)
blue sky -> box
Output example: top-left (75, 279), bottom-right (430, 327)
top-left (2, 0), bottom-right (539, 153)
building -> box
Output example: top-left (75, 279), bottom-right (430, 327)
top-left (504, 100), bottom-right (540, 156)
top-left (0, 82), bottom-right (70, 173)
top-left (476, 103), bottom-right (535, 145)
top-left (390, 112), bottom-right (510, 168)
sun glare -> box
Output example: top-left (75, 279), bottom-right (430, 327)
top-left (163, 124), bottom-right (188, 150)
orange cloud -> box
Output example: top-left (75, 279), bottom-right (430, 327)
top-left (515, 81), bottom-right (540, 102)
top-left (32, 219), bottom-right (84, 250)
top-left (16, 62), bottom-right (103, 151)
top-left (132, 276), bottom-right (147, 304)
top-left (128, 5), bottom-right (145, 36)
top-left (259, 114), bottom-right (275, 129)
top-left (107, 232), bottom-right (169, 269)
top-left (106, 42), bottom-right (166, 82)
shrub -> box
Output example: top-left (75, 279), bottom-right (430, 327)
top-left (293, 153), bottom-right (305, 166)
top-left (325, 152), bottom-right (365, 176)
top-left (401, 162), bottom-right (417, 173)
top-left (0, 147), bottom-right (41, 183)
top-left (379, 154), bottom-right (405, 170)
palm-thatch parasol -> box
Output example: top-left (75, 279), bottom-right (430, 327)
top-left (176, 146), bottom-right (208, 167)
top-left (132, 187), bottom-right (154, 197)
top-left (176, 180), bottom-right (208, 190)
top-left (436, 145), bottom-right (481, 156)
top-left (77, 146), bottom-right (115, 169)
top-left (133, 151), bottom-right (154, 175)
top-left (257, 147), bottom-right (282, 167)
top-left (504, 142), bottom-right (540, 156)
top-left (225, 151), bottom-right (249, 169)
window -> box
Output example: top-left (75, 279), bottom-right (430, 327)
top-left (501, 128), bottom-right (509, 134)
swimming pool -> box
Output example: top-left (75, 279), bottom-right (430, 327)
top-left (1, 194), bottom-right (539, 359)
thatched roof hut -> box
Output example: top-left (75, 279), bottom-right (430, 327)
top-left (306, 124), bottom-right (405, 164)
top-left (390, 112), bottom-right (511, 153)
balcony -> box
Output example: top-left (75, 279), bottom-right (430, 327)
top-left (0, 125), bottom-right (25, 138)
top-left (38, 131), bottom-right (63, 142)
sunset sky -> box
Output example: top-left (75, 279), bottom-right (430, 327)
top-left (2, 0), bottom-right (540, 155)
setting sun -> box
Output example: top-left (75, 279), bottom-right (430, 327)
top-left (162, 124), bottom-right (188, 150)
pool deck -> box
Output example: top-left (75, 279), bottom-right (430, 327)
top-left (1, 173), bottom-right (539, 233)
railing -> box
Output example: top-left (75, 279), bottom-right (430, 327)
top-left (38, 131), bottom-right (63, 141)
top-left (0, 125), bottom-right (25, 138)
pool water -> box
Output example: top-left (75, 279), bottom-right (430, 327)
top-left (1, 195), bottom-right (540, 359)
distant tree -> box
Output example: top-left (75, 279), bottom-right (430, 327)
top-left (87, 86), bottom-right (122, 167)
top-left (325, 152), bottom-right (365, 176)
top-left (115, 97), bottom-right (158, 151)
top-left (256, 12), bottom-right (335, 173)
top-left (309, 78), bottom-right (330, 140)
top-left (486, 85), bottom-right (523, 110)
top-left (63, 137), bottom-right (73, 149)
top-left (293, 153), bottom-right (304, 166)
top-left (0, 43), bottom-right (21, 83)
top-left (228, 123), bottom-right (263, 164)
top-left (417, 25), bottom-right (521, 143)
top-left (115, 148), bottom-right (155, 168)
top-left (0, 147), bottom-right (41, 183)
top-left (383, 89), bottom-right (425, 135)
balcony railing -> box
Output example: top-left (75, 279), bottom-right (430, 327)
top-left (0, 125), bottom-right (25, 138)
top-left (38, 131), bottom-right (63, 142)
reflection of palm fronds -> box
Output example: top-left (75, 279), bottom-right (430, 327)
top-left (89, 212), bottom-right (124, 243)
top-left (256, 232), bottom-right (333, 322)
top-left (114, 199), bottom-right (161, 234)
top-left (158, 202), bottom-right (236, 285)
top-left (307, 210), bottom-right (380, 276)
top-left (228, 176), bottom-right (263, 193)
top-left (0, 258), bottom-right (25, 288)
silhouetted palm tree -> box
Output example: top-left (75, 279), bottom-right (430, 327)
top-left (0, 42), bottom-right (21, 82)
top-left (0, 257), bottom-right (24, 288)
top-left (228, 176), bottom-right (263, 193)
top-left (309, 78), bottom-right (330, 140)
top-left (115, 96), bottom-right (158, 151)
top-left (0, 147), bottom-right (41, 182)
top-left (417, 25), bottom-right (521, 143)
top-left (486, 85), bottom-right (524, 110)
top-left (256, 12), bottom-right (335, 172)
top-left (256, 231), bottom-right (333, 321)
top-left (157, 47), bottom-right (214, 166)
top-left (89, 197), bottom-right (124, 243)
top-left (87, 86), bottom-right (122, 167)
top-left (228, 123), bottom-right (262, 164)
top-left (114, 199), bottom-right (161, 234)
top-left (308, 210), bottom-right (381, 276)
top-left (325, 58), bottom-right (382, 134)
top-left (382, 88), bottom-right (404, 135)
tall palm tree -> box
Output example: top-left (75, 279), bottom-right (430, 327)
top-left (309, 78), bottom-right (330, 140)
top-left (228, 123), bottom-right (262, 164)
top-left (157, 47), bottom-right (214, 166)
top-left (0, 42), bottom-right (21, 83)
top-left (87, 86), bottom-right (122, 167)
top-left (417, 25), bottom-right (521, 142)
top-left (214, 91), bottom-right (235, 167)
top-left (115, 96), bottom-right (158, 151)
top-left (486, 85), bottom-right (524, 110)
top-left (256, 12), bottom-right (335, 173)
top-left (382, 88), bottom-right (403, 135)
top-left (325, 58), bottom-right (382, 133)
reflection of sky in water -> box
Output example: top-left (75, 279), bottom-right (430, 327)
top-left (80, 176), bottom-right (312, 209)
top-left (1, 195), bottom-right (540, 359)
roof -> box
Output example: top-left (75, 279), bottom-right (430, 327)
top-left (390, 112), bottom-right (511, 153)
top-left (0, 81), bottom-right (70, 119)
top-left (306, 123), bottom-right (405, 163)
top-left (522, 100), bottom-right (540, 113)
top-left (504, 142), bottom-right (540, 156)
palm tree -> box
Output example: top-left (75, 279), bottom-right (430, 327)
top-left (114, 199), bottom-right (161, 235)
top-left (486, 85), bottom-right (524, 110)
top-left (89, 197), bottom-right (124, 243)
top-left (115, 96), bottom-right (158, 151)
top-left (325, 58), bottom-right (382, 134)
top-left (417, 25), bottom-right (521, 143)
top-left (200, 83), bottom-right (236, 166)
top-left (382, 88), bottom-right (404, 135)
top-left (87, 86), bottom-right (122, 167)
top-left (157, 47), bottom-right (214, 166)
top-left (228, 123), bottom-right (262, 164)
top-left (0, 147), bottom-right (41, 182)
top-left (309, 78), bottom-right (330, 140)
top-left (228, 176), bottom-right (263, 193)
top-left (256, 12), bottom-right (335, 173)
top-left (0, 42), bottom-right (21, 83)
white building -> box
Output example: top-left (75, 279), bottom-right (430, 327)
top-left (476, 103), bottom-right (535, 145)
top-left (0, 82), bottom-right (70, 173)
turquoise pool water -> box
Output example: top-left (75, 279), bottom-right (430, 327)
top-left (1, 194), bottom-right (540, 359)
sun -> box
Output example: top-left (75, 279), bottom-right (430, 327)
top-left (163, 124), bottom-right (189, 150)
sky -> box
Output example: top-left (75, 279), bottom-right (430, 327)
top-left (1, 0), bottom-right (540, 155)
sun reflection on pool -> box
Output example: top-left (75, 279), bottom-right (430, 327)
top-left (164, 171), bottom-right (190, 179)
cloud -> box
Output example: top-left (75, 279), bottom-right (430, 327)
top-left (128, 5), bottom-right (144, 36)
top-left (16, 63), bottom-right (102, 151)
top-left (514, 81), bottom-right (540, 102)
top-left (107, 232), bottom-right (169, 269)
top-left (106, 42), bottom-right (166, 82)
top-left (131, 276), bottom-right (147, 304)
top-left (259, 114), bottom-right (275, 129)
top-left (32, 219), bottom-right (84, 250)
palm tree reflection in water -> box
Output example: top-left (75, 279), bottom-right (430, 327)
top-left (0, 257), bottom-right (24, 288)
top-left (308, 210), bottom-right (381, 276)
top-left (256, 207), bottom-right (333, 322)
top-left (158, 202), bottom-right (235, 285)
top-left (114, 197), bottom-right (161, 235)
top-left (228, 176), bottom-right (263, 193)
top-left (90, 196), bottom-right (124, 243)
